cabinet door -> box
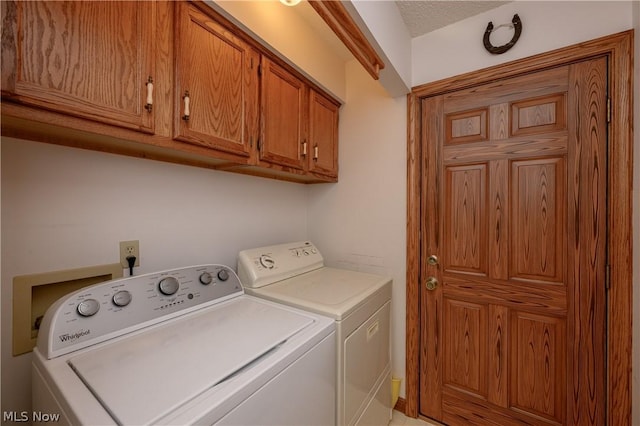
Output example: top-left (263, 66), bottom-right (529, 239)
top-left (1, 1), bottom-right (155, 133)
top-left (308, 89), bottom-right (339, 178)
top-left (174, 2), bottom-right (259, 160)
top-left (260, 57), bottom-right (306, 171)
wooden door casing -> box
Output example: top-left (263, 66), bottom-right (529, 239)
top-left (1, 1), bottom-right (155, 133)
top-left (406, 31), bottom-right (633, 425)
top-left (173, 2), bottom-right (259, 160)
top-left (419, 58), bottom-right (607, 425)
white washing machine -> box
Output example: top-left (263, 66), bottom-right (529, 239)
top-left (238, 241), bottom-right (392, 426)
top-left (32, 264), bottom-right (335, 425)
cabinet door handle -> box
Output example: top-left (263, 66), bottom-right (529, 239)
top-left (144, 76), bottom-right (153, 112)
top-left (182, 91), bottom-right (190, 121)
top-left (302, 141), bottom-right (307, 156)
top-left (313, 145), bottom-right (319, 160)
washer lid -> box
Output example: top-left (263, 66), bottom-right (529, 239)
top-left (248, 268), bottom-right (391, 320)
top-left (68, 297), bottom-right (313, 426)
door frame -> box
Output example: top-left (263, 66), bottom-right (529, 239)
top-left (406, 30), bottom-right (633, 424)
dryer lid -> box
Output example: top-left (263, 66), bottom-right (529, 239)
top-left (68, 297), bottom-right (313, 426)
top-left (248, 267), bottom-right (391, 320)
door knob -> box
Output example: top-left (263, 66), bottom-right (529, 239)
top-left (427, 255), bottom-right (439, 266)
top-left (425, 276), bottom-right (438, 291)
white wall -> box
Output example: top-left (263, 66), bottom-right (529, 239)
top-left (307, 59), bottom-right (407, 392)
top-left (0, 138), bottom-right (309, 416)
top-left (346, 0), bottom-right (412, 97)
top-left (211, 0), bottom-right (349, 101)
top-left (411, 1), bottom-right (634, 87)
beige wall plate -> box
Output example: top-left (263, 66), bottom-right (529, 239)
top-left (12, 263), bottom-right (122, 356)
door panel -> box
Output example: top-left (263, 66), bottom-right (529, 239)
top-left (443, 299), bottom-right (487, 396)
top-left (420, 58), bottom-right (607, 425)
top-left (445, 108), bottom-right (488, 144)
top-left (444, 164), bottom-right (487, 275)
top-left (511, 157), bottom-right (565, 283)
top-left (511, 94), bottom-right (566, 137)
top-left (510, 311), bottom-right (566, 424)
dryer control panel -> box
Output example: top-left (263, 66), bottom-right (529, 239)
top-left (238, 241), bottom-right (324, 288)
top-left (37, 264), bottom-right (243, 359)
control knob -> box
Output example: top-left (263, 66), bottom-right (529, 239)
top-left (158, 276), bottom-right (180, 296)
top-left (259, 255), bottom-right (275, 269)
top-left (217, 269), bottom-right (229, 281)
top-left (199, 272), bottom-right (213, 285)
top-left (112, 290), bottom-right (132, 307)
top-left (77, 299), bottom-right (100, 317)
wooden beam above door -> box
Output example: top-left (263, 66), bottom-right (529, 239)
top-left (308, 0), bottom-right (385, 80)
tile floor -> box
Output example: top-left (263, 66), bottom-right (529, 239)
top-left (389, 410), bottom-right (442, 426)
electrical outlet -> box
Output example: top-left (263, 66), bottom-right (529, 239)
top-left (119, 240), bottom-right (140, 268)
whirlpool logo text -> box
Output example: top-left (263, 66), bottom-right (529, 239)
top-left (58, 329), bottom-right (90, 343)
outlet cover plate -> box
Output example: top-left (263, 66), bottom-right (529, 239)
top-left (119, 240), bottom-right (140, 268)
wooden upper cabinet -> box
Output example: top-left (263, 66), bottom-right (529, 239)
top-left (308, 89), bottom-right (339, 178)
top-left (1, 0), bottom-right (340, 183)
top-left (173, 2), bottom-right (259, 161)
top-left (1, 1), bottom-right (156, 133)
top-left (259, 57), bottom-right (307, 171)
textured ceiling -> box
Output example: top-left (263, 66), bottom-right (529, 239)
top-left (291, 0), bottom-right (511, 63)
top-left (395, 1), bottom-right (510, 38)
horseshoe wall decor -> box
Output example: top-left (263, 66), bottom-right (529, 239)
top-left (483, 14), bottom-right (522, 54)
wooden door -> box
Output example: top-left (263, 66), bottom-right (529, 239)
top-left (1, 1), bottom-right (155, 133)
top-left (260, 57), bottom-right (307, 171)
top-left (174, 2), bottom-right (259, 160)
top-left (308, 88), bottom-right (339, 179)
top-left (420, 58), bottom-right (607, 425)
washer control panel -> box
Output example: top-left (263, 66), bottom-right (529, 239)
top-left (238, 241), bottom-right (323, 288)
top-left (37, 264), bottom-right (242, 359)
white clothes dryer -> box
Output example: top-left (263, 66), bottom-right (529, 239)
top-left (32, 264), bottom-right (335, 426)
top-left (238, 241), bottom-right (393, 426)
